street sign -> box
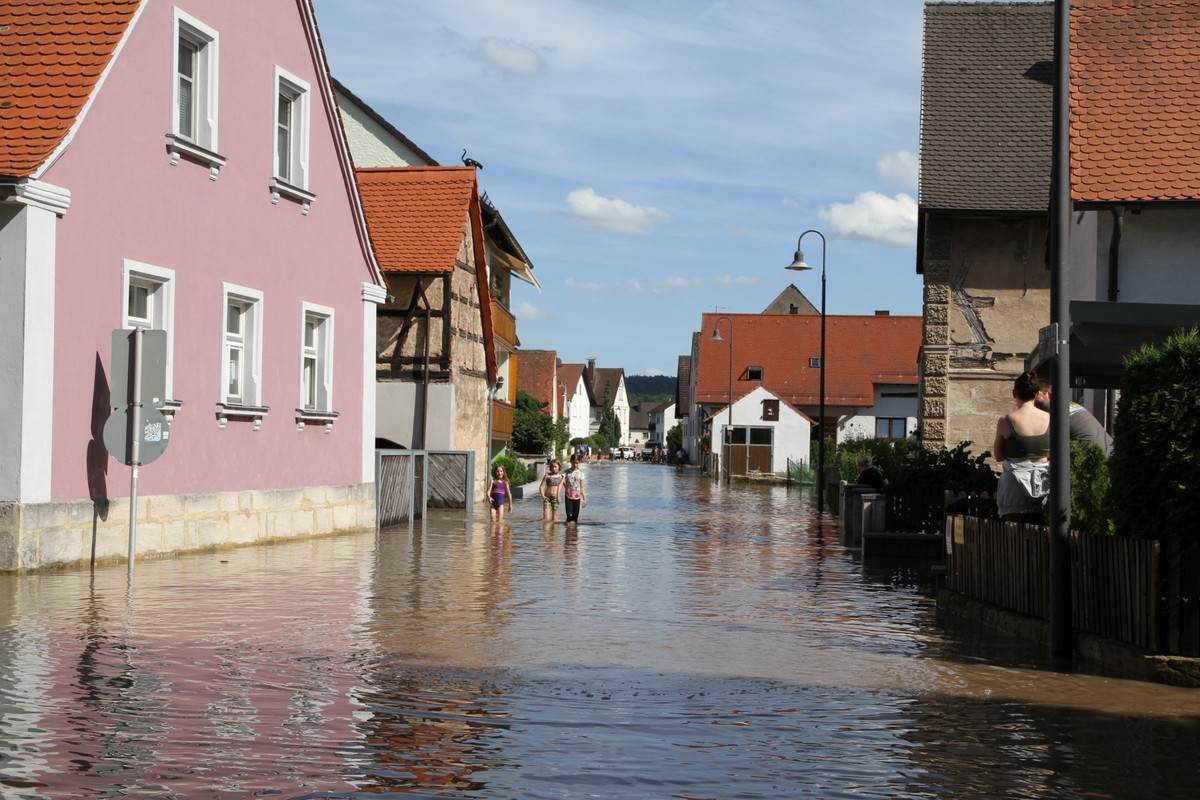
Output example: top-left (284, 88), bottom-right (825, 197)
top-left (103, 405), bottom-right (170, 466)
top-left (111, 328), bottom-right (167, 407)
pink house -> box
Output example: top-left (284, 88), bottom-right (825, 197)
top-left (0, 0), bottom-right (386, 571)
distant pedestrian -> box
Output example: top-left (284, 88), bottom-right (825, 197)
top-left (487, 465), bottom-right (513, 524)
top-left (855, 455), bottom-right (884, 491)
top-left (540, 460), bottom-right (564, 522)
top-left (564, 455), bottom-right (588, 524)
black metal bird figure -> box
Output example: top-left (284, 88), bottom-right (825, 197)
top-left (461, 149), bottom-right (483, 169)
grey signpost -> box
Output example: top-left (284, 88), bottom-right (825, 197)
top-left (105, 328), bottom-right (169, 578)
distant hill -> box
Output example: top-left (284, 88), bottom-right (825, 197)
top-left (626, 374), bottom-right (676, 403)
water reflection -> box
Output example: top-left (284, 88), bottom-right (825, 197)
top-left (0, 462), bottom-right (1197, 799)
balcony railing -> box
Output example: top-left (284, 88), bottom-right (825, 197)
top-left (492, 300), bottom-right (516, 348)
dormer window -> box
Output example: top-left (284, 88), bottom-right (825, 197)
top-left (809, 357), bottom-right (821, 368)
top-left (747, 366), bottom-right (763, 381)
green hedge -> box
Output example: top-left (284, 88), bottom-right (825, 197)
top-left (1110, 327), bottom-right (1200, 541)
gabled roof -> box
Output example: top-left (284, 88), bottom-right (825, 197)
top-left (920, 2), bottom-right (1054, 212)
top-left (330, 77), bottom-right (438, 167)
top-left (695, 313), bottom-right (921, 410)
top-left (0, 0), bottom-right (141, 179)
top-left (676, 354), bottom-right (693, 416)
top-left (355, 166), bottom-right (480, 273)
top-left (590, 367), bottom-right (625, 405)
top-left (559, 363), bottom-right (589, 405)
top-left (1071, 0), bottom-right (1200, 203)
top-left (762, 284), bottom-right (819, 315)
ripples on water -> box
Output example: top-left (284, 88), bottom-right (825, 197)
top-left (1, 463), bottom-right (1198, 799)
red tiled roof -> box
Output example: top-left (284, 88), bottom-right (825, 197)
top-left (0, 0), bottom-right (139, 178)
top-left (695, 313), bottom-right (921, 410)
top-left (355, 166), bottom-right (479, 273)
top-left (1071, 0), bottom-right (1200, 202)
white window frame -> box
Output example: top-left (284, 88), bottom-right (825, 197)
top-left (296, 303), bottom-right (337, 431)
top-left (220, 284), bottom-right (263, 409)
top-left (121, 260), bottom-right (175, 402)
top-left (167, 9), bottom-right (224, 176)
top-left (272, 67), bottom-right (311, 192)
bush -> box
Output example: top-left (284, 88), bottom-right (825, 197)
top-left (512, 390), bottom-right (553, 454)
top-left (1109, 327), bottom-right (1200, 541)
top-left (1071, 440), bottom-right (1113, 535)
top-left (491, 454), bottom-right (535, 487)
top-left (886, 440), bottom-right (997, 497)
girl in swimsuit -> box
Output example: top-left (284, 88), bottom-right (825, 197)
top-left (487, 465), bottom-right (513, 523)
top-left (540, 460), bottom-right (564, 522)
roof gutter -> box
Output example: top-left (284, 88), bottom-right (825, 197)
top-left (1107, 205), bottom-right (1124, 302)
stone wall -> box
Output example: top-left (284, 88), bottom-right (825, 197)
top-left (920, 215), bottom-right (1051, 458)
top-left (0, 482), bottom-right (375, 573)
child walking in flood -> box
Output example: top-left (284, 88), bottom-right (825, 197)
top-left (540, 460), bottom-right (564, 522)
top-left (487, 465), bottom-right (513, 524)
top-left (564, 455), bottom-right (587, 524)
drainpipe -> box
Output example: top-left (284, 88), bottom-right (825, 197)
top-left (1108, 206), bottom-right (1124, 303)
top-left (1105, 205), bottom-right (1125, 428)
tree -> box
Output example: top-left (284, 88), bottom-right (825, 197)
top-left (512, 389), bottom-right (554, 454)
top-left (599, 386), bottom-right (622, 446)
top-left (666, 422), bottom-right (683, 462)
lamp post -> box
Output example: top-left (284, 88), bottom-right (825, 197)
top-left (710, 316), bottom-right (734, 484)
top-left (786, 230), bottom-right (827, 514)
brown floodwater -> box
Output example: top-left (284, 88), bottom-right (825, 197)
top-left (1, 462), bottom-right (1197, 799)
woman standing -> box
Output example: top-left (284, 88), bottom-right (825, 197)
top-left (563, 455), bottom-right (588, 524)
top-left (993, 371), bottom-right (1051, 522)
top-left (487, 465), bottom-right (513, 524)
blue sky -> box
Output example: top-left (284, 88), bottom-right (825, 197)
top-left (313, 0), bottom-right (946, 377)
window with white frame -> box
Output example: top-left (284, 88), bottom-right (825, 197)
top-left (274, 68), bottom-right (310, 188)
top-left (221, 285), bottom-right (263, 407)
top-left (875, 418), bottom-right (907, 440)
top-left (299, 304), bottom-right (333, 412)
top-left (171, 10), bottom-right (219, 154)
top-left (122, 260), bottom-right (175, 400)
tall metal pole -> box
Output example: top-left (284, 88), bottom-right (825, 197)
top-left (128, 327), bottom-right (143, 580)
top-left (817, 254), bottom-right (827, 515)
top-left (1049, 0), bottom-right (1073, 658)
top-left (712, 316), bottom-right (734, 484)
top-left (787, 230), bottom-right (827, 515)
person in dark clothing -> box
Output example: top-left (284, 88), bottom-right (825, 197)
top-left (1034, 378), bottom-right (1113, 457)
top-left (855, 455), bottom-right (884, 491)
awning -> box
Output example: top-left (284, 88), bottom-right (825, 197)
top-left (489, 243), bottom-right (541, 290)
top-left (1026, 300), bottom-right (1200, 389)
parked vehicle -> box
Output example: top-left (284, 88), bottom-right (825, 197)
top-left (617, 447), bottom-right (636, 460)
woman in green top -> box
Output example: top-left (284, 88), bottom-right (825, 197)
top-left (993, 371), bottom-right (1050, 522)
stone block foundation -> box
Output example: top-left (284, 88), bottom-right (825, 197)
top-left (0, 482), bottom-right (376, 574)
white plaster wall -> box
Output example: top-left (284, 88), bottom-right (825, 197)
top-left (0, 201), bottom-right (57, 503)
top-left (376, 381), bottom-right (455, 449)
top-left (0, 204), bottom-right (27, 500)
top-left (708, 387), bottom-right (811, 473)
top-left (337, 91), bottom-right (431, 168)
top-left (1095, 208), bottom-right (1200, 305)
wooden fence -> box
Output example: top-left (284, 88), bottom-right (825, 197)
top-left (946, 516), bottom-right (1200, 657)
top-left (376, 449), bottom-right (475, 528)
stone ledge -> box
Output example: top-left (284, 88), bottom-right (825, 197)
top-left (937, 589), bottom-right (1200, 688)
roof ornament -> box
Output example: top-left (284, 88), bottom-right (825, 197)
top-left (461, 149), bottom-right (483, 169)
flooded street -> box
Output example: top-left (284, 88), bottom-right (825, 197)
top-left (2, 463), bottom-right (1198, 799)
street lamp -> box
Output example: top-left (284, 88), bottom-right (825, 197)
top-left (710, 316), bottom-right (734, 484)
top-left (786, 230), bottom-right (827, 514)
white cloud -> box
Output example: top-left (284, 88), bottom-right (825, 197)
top-left (641, 368), bottom-right (665, 377)
top-left (565, 188), bottom-right (673, 235)
top-left (876, 150), bottom-right (918, 189)
top-left (513, 300), bottom-right (552, 320)
top-left (564, 276), bottom-right (702, 295)
top-left (818, 191), bottom-right (917, 248)
top-left (711, 275), bottom-right (763, 287)
top-left (475, 38), bottom-right (547, 76)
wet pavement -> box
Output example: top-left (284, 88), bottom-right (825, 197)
top-left (1, 461), bottom-right (1198, 799)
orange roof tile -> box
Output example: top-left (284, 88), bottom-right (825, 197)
top-left (0, 0), bottom-right (139, 178)
top-left (1071, 0), bottom-right (1200, 202)
top-left (696, 313), bottom-right (921, 410)
top-left (355, 166), bottom-right (479, 273)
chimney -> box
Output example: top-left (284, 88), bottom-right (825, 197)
top-left (586, 358), bottom-right (596, 386)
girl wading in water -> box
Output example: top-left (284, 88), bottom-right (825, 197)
top-left (487, 465), bottom-right (513, 524)
top-left (540, 460), bottom-right (564, 522)
top-left (563, 455), bottom-right (587, 524)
